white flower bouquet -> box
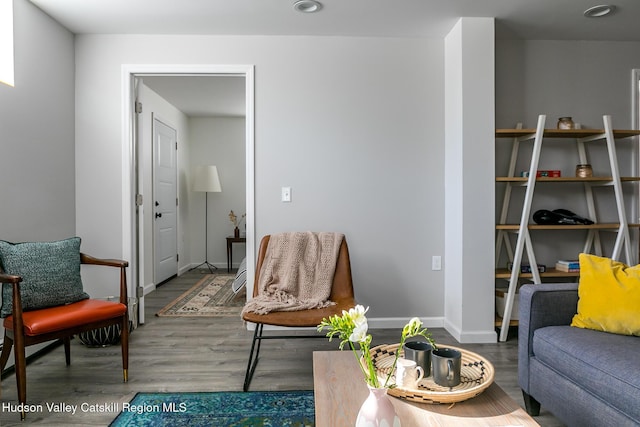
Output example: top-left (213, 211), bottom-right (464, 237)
top-left (318, 305), bottom-right (436, 388)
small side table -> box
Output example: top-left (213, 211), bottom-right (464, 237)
top-left (226, 236), bottom-right (246, 273)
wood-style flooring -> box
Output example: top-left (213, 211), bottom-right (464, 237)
top-left (0, 269), bottom-right (564, 426)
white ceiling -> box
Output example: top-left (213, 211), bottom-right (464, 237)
top-left (29, 0), bottom-right (640, 40)
top-left (28, 0), bottom-right (640, 116)
top-left (142, 76), bottom-right (246, 118)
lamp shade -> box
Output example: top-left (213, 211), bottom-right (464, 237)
top-left (193, 165), bottom-right (222, 192)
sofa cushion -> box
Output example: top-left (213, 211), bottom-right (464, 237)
top-left (0, 237), bottom-right (90, 317)
top-left (571, 253), bottom-right (640, 336)
top-left (533, 325), bottom-right (640, 421)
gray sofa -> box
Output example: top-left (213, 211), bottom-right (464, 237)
top-left (518, 283), bottom-right (640, 427)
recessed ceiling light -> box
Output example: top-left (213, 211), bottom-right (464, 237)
top-left (583, 4), bottom-right (616, 17)
top-left (294, 0), bottom-right (323, 13)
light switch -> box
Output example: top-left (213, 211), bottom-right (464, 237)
top-left (281, 187), bottom-right (291, 202)
top-left (432, 256), bottom-right (442, 271)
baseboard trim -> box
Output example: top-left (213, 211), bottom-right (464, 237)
top-left (143, 282), bottom-right (156, 296)
top-left (368, 317), bottom-right (444, 330)
top-left (185, 262), bottom-right (228, 273)
top-left (444, 319), bottom-right (497, 343)
top-left (244, 316), bottom-right (445, 332)
top-left (244, 317), bottom-right (496, 343)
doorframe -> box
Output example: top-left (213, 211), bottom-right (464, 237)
top-left (121, 64), bottom-right (255, 324)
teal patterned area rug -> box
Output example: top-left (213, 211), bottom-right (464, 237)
top-left (109, 391), bottom-right (314, 427)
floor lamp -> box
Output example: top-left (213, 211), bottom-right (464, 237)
top-left (192, 165), bottom-right (222, 273)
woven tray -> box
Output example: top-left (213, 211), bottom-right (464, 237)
top-left (367, 343), bottom-right (495, 404)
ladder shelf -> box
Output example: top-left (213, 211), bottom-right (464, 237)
top-left (495, 115), bottom-right (640, 342)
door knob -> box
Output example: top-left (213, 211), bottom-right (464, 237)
top-left (155, 212), bottom-right (162, 218)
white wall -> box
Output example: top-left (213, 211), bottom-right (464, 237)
top-left (189, 117), bottom-right (246, 270)
top-left (74, 35), bottom-right (446, 326)
top-left (444, 18), bottom-right (496, 343)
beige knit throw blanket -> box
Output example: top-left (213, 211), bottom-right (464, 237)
top-left (241, 231), bottom-right (344, 315)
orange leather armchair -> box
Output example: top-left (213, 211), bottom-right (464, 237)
top-left (241, 234), bottom-right (356, 391)
top-left (0, 253), bottom-right (129, 420)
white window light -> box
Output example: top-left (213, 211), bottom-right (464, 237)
top-left (0, 0), bottom-right (15, 87)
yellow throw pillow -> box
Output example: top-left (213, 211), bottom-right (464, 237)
top-left (571, 253), bottom-right (640, 336)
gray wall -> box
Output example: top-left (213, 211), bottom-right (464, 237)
top-left (0, 0), bottom-right (75, 242)
top-left (5, 2), bottom-right (640, 339)
top-left (496, 39), bottom-right (640, 129)
top-left (495, 39), bottom-right (640, 268)
top-left (0, 0), bottom-right (75, 353)
top-left (189, 116), bottom-right (246, 271)
top-left (73, 35), bottom-right (446, 326)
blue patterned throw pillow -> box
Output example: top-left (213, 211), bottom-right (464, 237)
top-left (0, 237), bottom-right (89, 317)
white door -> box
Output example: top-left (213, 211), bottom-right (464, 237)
top-left (153, 117), bottom-right (178, 284)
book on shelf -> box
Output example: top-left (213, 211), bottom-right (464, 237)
top-left (556, 259), bottom-right (579, 267)
top-left (555, 262), bottom-right (580, 272)
top-left (556, 259), bottom-right (579, 264)
top-left (520, 170), bottom-right (562, 178)
top-left (507, 262), bottom-right (546, 273)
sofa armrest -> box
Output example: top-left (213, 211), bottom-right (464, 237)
top-left (518, 283), bottom-right (579, 394)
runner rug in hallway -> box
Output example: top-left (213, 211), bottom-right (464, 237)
top-left (109, 391), bottom-right (314, 427)
top-left (156, 274), bottom-right (246, 317)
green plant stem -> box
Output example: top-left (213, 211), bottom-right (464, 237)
top-left (362, 344), bottom-right (380, 388)
top-left (349, 342), bottom-right (372, 386)
top-left (384, 336), bottom-right (406, 388)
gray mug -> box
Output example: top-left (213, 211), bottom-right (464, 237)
top-left (403, 341), bottom-right (433, 377)
top-left (432, 348), bottom-right (461, 387)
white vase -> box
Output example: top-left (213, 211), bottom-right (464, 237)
top-left (355, 385), bottom-right (401, 427)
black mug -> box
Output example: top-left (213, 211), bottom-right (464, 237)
top-left (403, 341), bottom-right (433, 377)
top-left (432, 348), bottom-right (461, 387)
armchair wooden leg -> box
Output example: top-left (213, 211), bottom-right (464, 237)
top-left (63, 337), bottom-right (71, 365)
top-left (0, 334), bottom-right (13, 372)
top-left (13, 333), bottom-right (27, 420)
top-left (121, 315), bottom-right (129, 382)
top-left (243, 323), bottom-right (263, 392)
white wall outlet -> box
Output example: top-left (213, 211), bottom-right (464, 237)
top-left (432, 255), bottom-right (442, 271)
top-left (281, 186), bottom-right (291, 202)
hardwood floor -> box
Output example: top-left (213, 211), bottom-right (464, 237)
top-left (0, 270), bottom-right (564, 426)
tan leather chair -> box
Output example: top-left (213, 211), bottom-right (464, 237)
top-left (241, 234), bottom-right (356, 391)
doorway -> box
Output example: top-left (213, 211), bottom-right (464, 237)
top-left (122, 65), bottom-right (255, 324)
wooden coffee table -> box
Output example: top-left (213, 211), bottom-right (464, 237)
top-left (313, 351), bottom-right (540, 427)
